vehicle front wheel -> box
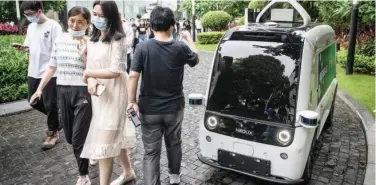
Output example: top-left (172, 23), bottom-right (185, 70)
top-left (301, 129), bottom-right (318, 185)
top-left (301, 149), bottom-right (314, 184)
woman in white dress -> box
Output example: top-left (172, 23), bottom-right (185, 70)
top-left (80, 1), bottom-right (136, 185)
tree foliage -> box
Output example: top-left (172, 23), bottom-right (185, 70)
top-left (0, 1), bottom-right (65, 23)
top-left (201, 11), bottom-right (232, 31)
top-left (315, 0), bottom-right (375, 28)
top-left (180, 0), bottom-right (249, 18)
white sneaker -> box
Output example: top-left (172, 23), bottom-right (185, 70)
top-left (89, 159), bottom-right (97, 166)
top-left (76, 175), bottom-right (91, 185)
top-left (110, 172), bottom-right (136, 185)
top-left (169, 173), bottom-right (181, 184)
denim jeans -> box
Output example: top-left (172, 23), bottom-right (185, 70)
top-left (138, 34), bottom-right (148, 43)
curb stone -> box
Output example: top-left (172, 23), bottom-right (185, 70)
top-left (337, 89), bottom-right (375, 185)
top-left (0, 99), bottom-right (32, 117)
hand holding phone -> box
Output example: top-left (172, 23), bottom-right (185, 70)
top-left (127, 108), bottom-right (141, 127)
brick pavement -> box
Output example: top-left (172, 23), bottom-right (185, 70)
top-left (0, 52), bottom-right (366, 185)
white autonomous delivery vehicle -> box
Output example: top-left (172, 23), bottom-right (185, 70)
top-left (191, 0), bottom-right (338, 184)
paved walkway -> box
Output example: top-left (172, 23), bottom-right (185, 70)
top-left (0, 52), bottom-right (366, 185)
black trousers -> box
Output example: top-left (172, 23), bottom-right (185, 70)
top-left (140, 110), bottom-right (184, 185)
top-left (57, 86), bottom-right (92, 176)
top-left (27, 77), bottom-right (59, 132)
top-left (133, 38), bottom-right (139, 53)
top-left (127, 53), bottom-right (131, 74)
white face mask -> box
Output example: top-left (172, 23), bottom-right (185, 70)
top-left (68, 28), bottom-right (86, 37)
top-left (92, 16), bottom-right (107, 31)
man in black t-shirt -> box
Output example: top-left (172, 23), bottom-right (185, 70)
top-left (127, 6), bottom-right (199, 185)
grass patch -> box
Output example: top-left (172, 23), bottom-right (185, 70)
top-left (336, 64), bottom-right (375, 114)
top-left (195, 43), bottom-right (217, 52)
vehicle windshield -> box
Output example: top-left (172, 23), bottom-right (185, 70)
top-left (206, 40), bottom-right (302, 125)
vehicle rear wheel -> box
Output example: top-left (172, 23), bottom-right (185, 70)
top-left (324, 86), bottom-right (337, 130)
top-left (323, 102), bottom-right (334, 130)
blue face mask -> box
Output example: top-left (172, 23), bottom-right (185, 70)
top-left (92, 16), bottom-right (107, 31)
top-left (68, 28), bottom-right (86, 37)
top-left (26, 15), bottom-right (40, 23)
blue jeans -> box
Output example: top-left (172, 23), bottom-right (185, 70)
top-left (138, 34), bottom-right (148, 42)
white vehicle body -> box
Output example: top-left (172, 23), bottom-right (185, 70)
top-left (196, 1), bottom-right (337, 184)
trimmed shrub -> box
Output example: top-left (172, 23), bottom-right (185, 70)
top-left (238, 16), bottom-right (245, 25)
top-left (202, 11), bottom-right (232, 31)
top-left (197, 32), bottom-right (224, 44)
top-left (356, 39), bottom-right (375, 57)
top-left (0, 35), bottom-right (28, 103)
top-left (337, 49), bottom-right (375, 75)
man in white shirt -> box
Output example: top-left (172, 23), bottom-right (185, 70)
top-left (195, 17), bottom-right (202, 34)
top-left (16, 1), bottom-right (62, 150)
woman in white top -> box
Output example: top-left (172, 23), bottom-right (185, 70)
top-left (79, 1), bottom-right (136, 185)
top-left (30, 6), bottom-right (93, 185)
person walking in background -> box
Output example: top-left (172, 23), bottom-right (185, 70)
top-left (120, 14), bottom-right (134, 74)
top-left (29, 6), bottom-right (93, 185)
top-left (175, 18), bottom-right (180, 40)
top-left (137, 19), bottom-right (149, 42)
top-left (15, 1), bottom-right (62, 150)
top-left (195, 17), bottom-right (202, 34)
top-left (183, 18), bottom-right (191, 34)
top-left (130, 18), bottom-right (139, 53)
top-left (127, 6), bottom-right (199, 185)
top-left (80, 1), bottom-right (136, 185)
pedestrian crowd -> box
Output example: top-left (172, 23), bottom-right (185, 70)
top-left (14, 1), bottom-right (199, 185)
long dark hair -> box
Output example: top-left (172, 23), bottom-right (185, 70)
top-left (90, 1), bottom-right (125, 43)
top-left (68, 6), bottom-right (91, 35)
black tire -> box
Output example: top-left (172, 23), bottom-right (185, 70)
top-left (301, 129), bottom-right (317, 185)
top-left (324, 86), bottom-right (337, 130)
top-left (323, 101), bottom-right (334, 130)
top-left (301, 154), bottom-right (313, 185)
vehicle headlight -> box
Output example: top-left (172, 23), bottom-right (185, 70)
top-left (276, 129), bottom-right (292, 145)
top-left (206, 116), bottom-right (218, 130)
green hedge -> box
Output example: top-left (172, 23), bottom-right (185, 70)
top-left (202, 11), bottom-right (232, 31)
top-left (337, 49), bottom-right (375, 75)
top-left (0, 35), bottom-right (28, 103)
top-left (197, 32), bottom-right (224, 44)
top-left (357, 39), bottom-right (375, 57)
top-left (238, 16), bottom-right (245, 25)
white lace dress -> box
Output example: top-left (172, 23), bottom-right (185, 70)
top-left (80, 37), bottom-right (136, 160)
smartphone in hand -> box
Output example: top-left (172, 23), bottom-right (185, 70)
top-left (127, 108), bottom-right (141, 127)
top-left (11, 43), bottom-right (23, 47)
top-left (30, 97), bottom-right (40, 106)
top-left (11, 43), bottom-right (29, 51)
top-left (96, 84), bottom-right (106, 96)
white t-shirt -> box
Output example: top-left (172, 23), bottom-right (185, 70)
top-left (23, 19), bottom-right (62, 78)
top-left (49, 33), bottom-right (87, 86)
top-left (123, 23), bottom-right (134, 54)
top-left (195, 20), bottom-right (202, 29)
